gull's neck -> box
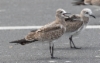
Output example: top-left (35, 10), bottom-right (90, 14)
top-left (80, 14), bottom-right (89, 24)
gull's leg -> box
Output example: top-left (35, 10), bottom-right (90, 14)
top-left (69, 36), bottom-right (81, 49)
top-left (69, 36), bottom-right (73, 48)
top-left (49, 42), bottom-right (54, 59)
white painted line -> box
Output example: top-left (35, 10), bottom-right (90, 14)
top-left (86, 25), bottom-right (100, 29)
top-left (49, 60), bottom-right (56, 63)
top-left (0, 26), bottom-right (42, 30)
top-left (65, 61), bottom-right (71, 63)
top-left (95, 56), bottom-right (100, 58)
top-left (0, 25), bottom-right (100, 30)
top-left (0, 9), bottom-right (6, 12)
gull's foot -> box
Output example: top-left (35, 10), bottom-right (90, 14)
top-left (71, 47), bottom-right (81, 49)
top-left (51, 56), bottom-right (55, 59)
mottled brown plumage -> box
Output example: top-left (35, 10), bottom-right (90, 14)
top-left (25, 24), bottom-right (66, 41)
top-left (10, 8), bottom-right (69, 58)
top-left (65, 14), bottom-right (89, 32)
top-left (73, 0), bottom-right (100, 5)
top-left (64, 8), bottom-right (95, 49)
top-left (89, 0), bottom-right (100, 5)
top-left (10, 9), bottom-right (67, 44)
top-left (65, 21), bottom-right (83, 32)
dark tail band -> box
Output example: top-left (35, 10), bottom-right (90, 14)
top-left (72, 0), bottom-right (85, 5)
top-left (10, 38), bottom-right (38, 45)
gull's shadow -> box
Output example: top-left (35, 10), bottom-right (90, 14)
top-left (25, 57), bottom-right (63, 61)
top-left (54, 46), bottom-right (100, 51)
top-left (23, 46), bottom-right (100, 61)
top-left (54, 47), bottom-right (82, 51)
top-left (34, 56), bottom-right (71, 61)
top-left (26, 55), bottom-right (96, 61)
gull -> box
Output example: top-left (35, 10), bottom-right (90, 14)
top-left (72, 0), bottom-right (100, 11)
top-left (10, 8), bottom-right (70, 58)
top-left (65, 8), bottom-right (96, 49)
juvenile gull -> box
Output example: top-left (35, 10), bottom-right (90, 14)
top-left (72, 0), bottom-right (100, 11)
top-left (10, 9), bottom-right (69, 58)
top-left (73, 0), bottom-right (100, 5)
top-left (65, 8), bottom-right (96, 49)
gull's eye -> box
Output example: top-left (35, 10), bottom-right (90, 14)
top-left (60, 11), bottom-right (63, 13)
top-left (86, 12), bottom-right (89, 14)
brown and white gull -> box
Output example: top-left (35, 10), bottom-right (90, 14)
top-left (10, 9), bottom-right (70, 58)
top-left (73, 0), bottom-right (100, 11)
top-left (65, 8), bottom-right (96, 49)
top-left (73, 0), bottom-right (100, 5)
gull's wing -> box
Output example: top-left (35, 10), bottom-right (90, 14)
top-left (65, 14), bottom-right (84, 32)
top-left (65, 14), bottom-right (81, 21)
top-left (25, 24), bottom-right (64, 41)
top-left (37, 24), bottom-right (61, 32)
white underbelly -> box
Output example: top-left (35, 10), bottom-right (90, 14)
top-left (65, 24), bottom-right (87, 37)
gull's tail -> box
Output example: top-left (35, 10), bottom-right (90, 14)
top-left (10, 38), bottom-right (38, 45)
top-left (72, 0), bottom-right (85, 5)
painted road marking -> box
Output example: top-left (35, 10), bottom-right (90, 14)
top-left (65, 61), bottom-right (72, 63)
top-left (0, 25), bottom-right (100, 30)
top-left (49, 60), bottom-right (56, 63)
top-left (95, 56), bottom-right (100, 58)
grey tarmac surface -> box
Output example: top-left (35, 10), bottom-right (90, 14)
top-left (0, 0), bottom-right (100, 63)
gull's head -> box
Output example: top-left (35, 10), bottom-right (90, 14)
top-left (81, 8), bottom-right (96, 18)
top-left (56, 8), bottom-right (71, 18)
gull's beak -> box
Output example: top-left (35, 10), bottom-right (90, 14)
top-left (63, 13), bottom-right (71, 17)
top-left (63, 13), bottom-right (71, 14)
top-left (89, 15), bottom-right (96, 19)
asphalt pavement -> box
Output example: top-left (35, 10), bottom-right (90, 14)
top-left (0, 0), bottom-right (100, 63)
